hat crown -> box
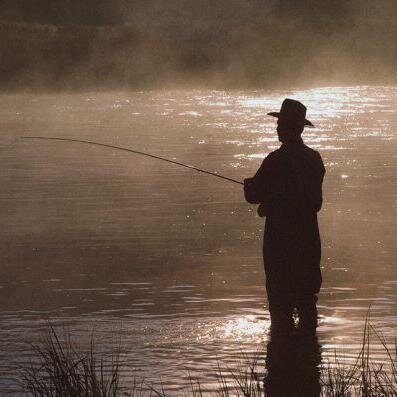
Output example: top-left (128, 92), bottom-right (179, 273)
top-left (279, 98), bottom-right (307, 121)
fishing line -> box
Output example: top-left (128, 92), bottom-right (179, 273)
top-left (20, 136), bottom-right (243, 186)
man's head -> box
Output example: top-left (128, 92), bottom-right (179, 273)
top-left (268, 98), bottom-right (314, 143)
top-left (276, 117), bottom-right (304, 143)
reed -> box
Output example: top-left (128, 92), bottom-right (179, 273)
top-left (19, 319), bottom-right (396, 396)
top-left (320, 315), bottom-right (397, 397)
top-left (19, 324), bottom-right (121, 397)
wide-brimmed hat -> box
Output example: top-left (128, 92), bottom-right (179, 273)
top-left (268, 98), bottom-right (314, 127)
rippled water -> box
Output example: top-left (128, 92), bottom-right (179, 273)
top-left (0, 86), bottom-right (396, 394)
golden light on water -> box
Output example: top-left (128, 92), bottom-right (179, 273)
top-left (239, 87), bottom-right (350, 120)
top-left (223, 316), bottom-right (270, 339)
top-left (215, 86), bottom-right (395, 164)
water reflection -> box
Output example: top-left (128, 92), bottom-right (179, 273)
top-left (264, 295), bottom-right (321, 395)
top-left (264, 327), bottom-right (321, 397)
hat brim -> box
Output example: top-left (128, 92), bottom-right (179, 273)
top-left (267, 112), bottom-right (314, 128)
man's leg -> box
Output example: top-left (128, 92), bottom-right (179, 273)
top-left (297, 294), bottom-right (318, 331)
top-left (268, 292), bottom-right (294, 331)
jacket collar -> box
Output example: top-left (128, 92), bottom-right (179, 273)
top-left (281, 137), bottom-right (304, 148)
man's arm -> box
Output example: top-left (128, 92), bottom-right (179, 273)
top-left (312, 153), bottom-right (326, 212)
top-left (243, 154), bottom-right (274, 205)
top-left (305, 152), bottom-right (325, 212)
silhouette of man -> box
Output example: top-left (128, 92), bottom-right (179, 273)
top-left (244, 99), bottom-right (325, 330)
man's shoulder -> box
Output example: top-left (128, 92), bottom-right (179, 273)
top-left (266, 147), bottom-right (282, 159)
top-left (302, 143), bottom-right (319, 154)
top-left (263, 144), bottom-right (323, 163)
top-left (260, 148), bottom-right (282, 167)
top-left (302, 144), bottom-right (323, 160)
top-left (302, 144), bottom-right (325, 174)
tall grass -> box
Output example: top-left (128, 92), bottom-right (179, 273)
top-left (320, 316), bottom-right (397, 397)
top-left (19, 324), bottom-right (121, 397)
top-left (19, 319), bottom-right (396, 396)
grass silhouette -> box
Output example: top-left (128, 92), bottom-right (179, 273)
top-left (19, 316), bottom-right (396, 396)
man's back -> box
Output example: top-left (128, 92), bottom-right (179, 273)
top-left (250, 140), bottom-right (325, 219)
top-left (245, 139), bottom-right (325, 297)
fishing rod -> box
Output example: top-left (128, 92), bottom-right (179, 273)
top-left (20, 136), bottom-right (243, 186)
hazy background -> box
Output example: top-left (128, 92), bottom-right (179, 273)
top-left (0, 0), bottom-right (396, 90)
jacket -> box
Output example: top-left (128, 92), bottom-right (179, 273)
top-left (244, 140), bottom-right (325, 296)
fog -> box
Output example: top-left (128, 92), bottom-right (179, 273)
top-left (0, 1), bottom-right (396, 89)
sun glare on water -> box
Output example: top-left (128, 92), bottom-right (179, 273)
top-left (223, 316), bottom-right (270, 340)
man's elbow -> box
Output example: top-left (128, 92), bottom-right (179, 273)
top-left (245, 194), bottom-right (260, 204)
top-left (314, 197), bottom-right (323, 212)
top-left (243, 178), bottom-right (261, 204)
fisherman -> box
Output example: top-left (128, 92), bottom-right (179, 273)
top-left (244, 99), bottom-right (325, 330)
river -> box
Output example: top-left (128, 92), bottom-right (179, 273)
top-left (0, 86), bottom-right (396, 394)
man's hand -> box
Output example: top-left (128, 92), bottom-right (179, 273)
top-left (257, 203), bottom-right (267, 218)
top-left (244, 178), bottom-right (260, 204)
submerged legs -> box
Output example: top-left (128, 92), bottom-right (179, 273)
top-left (265, 294), bottom-right (321, 396)
top-left (268, 293), bottom-right (318, 332)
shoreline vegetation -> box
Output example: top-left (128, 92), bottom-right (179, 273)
top-left (19, 317), bottom-right (396, 396)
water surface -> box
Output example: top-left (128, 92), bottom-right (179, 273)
top-left (0, 86), bottom-right (396, 394)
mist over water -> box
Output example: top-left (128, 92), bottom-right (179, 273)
top-left (0, 1), bottom-right (397, 89)
top-left (0, 86), bottom-right (395, 394)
